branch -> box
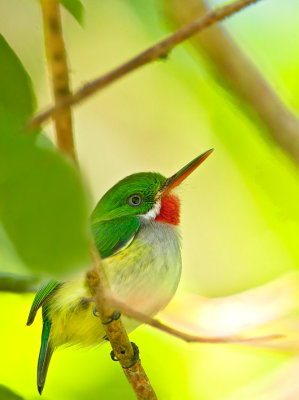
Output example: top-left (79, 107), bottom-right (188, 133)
top-left (41, 0), bottom-right (76, 161)
top-left (40, 1), bottom-right (157, 398)
top-left (88, 245), bottom-right (157, 399)
top-left (163, 0), bottom-right (299, 165)
top-left (106, 295), bottom-right (284, 345)
top-left (0, 273), bottom-right (39, 293)
top-left (29, 0), bottom-right (262, 129)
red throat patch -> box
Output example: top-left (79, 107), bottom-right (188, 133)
top-left (155, 194), bottom-right (180, 225)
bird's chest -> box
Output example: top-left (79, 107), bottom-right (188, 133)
top-left (104, 221), bottom-right (182, 316)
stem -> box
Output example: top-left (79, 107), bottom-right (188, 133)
top-left (41, 0), bottom-right (76, 162)
top-left (40, 1), bottom-right (157, 398)
top-left (29, 0), bottom-right (262, 130)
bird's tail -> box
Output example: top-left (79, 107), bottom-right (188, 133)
top-left (37, 320), bottom-right (54, 395)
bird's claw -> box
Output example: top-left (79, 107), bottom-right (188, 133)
top-left (93, 307), bottom-right (121, 324)
top-left (110, 342), bottom-right (140, 368)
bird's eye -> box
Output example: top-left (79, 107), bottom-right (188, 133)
top-left (127, 194), bottom-right (143, 207)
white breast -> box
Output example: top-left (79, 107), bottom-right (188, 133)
top-left (104, 220), bottom-right (182, 318)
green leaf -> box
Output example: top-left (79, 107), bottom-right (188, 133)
top-left (0, 132), bottom-right (90, 277)
top-left (0, 385), bottom-right (24, 400)
top-left (60, 0), bottom-right (84, 25)
top-left (0, 34), bottom-right (35, 133)
top-left (0, 36), bottom-right (90, 277)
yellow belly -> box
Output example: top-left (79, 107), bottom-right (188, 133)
top-left (48, 280), bottom-right (105, 347)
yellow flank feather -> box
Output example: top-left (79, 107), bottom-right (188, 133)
top-left (48, 278), bottom-right (105, 347)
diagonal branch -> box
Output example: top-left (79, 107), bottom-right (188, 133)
top-left (163, 0), bottom-right (299, 165)
top-left (29, 0), bottom-right (262, 130)
top-left (106, 295), bottom-right (284, 345)
top-left (40, 1), bottom-right (157, 399)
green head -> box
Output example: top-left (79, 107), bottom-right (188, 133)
top-left (91, 149), bottom-right (214, 224)
top-left (92, 172), bottom-right (166, 221)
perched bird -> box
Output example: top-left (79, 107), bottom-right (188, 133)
top-left (27, 149), bottom-right (213, 394)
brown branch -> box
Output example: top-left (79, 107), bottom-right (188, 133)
top-left (0, 273), bottom-right (40, 293)
top-left (106, 295), bottom-right (284, 345)
top-left (163, 0), bottom-right (299, 165)
top-left (29, 0), bottom-right (262, 130)
top-left (40, 1), bottom-right (157, 398)
top-left (88, 245), bottom-right (157, 399)
top-left (41, 0), bottom-right (76, 162)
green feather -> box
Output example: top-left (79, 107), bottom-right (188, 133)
top-left (27, 280), bottom-right (60, 326)
top-left (91, 215), bottom-right (140, 259)
top-left (91, 172), bottom-right (165, 221)
top-left (90, 172), bottom-right (165, 258)
top-left (37, 319), bottom-right (53, 395)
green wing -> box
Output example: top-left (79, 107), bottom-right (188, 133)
top-left (27, 280), bottom-right (60, 326)
top-left (91, 215), bottom-right (140, 259)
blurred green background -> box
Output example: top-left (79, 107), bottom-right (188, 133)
top-left (0, 0), bottom-right (299, 399)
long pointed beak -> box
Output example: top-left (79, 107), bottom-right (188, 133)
top-left (162, 149), bottom-right (214, 195)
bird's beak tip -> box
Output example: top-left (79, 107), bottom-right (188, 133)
top-left (162, 148), bottom-right (214, 194)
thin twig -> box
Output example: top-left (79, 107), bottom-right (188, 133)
top-left (0, 273), bottom-right (40, 293)
top-left (41, 0), bottom-right (76, 161)
top-left (163, 0), bottom-right (299, 165)
top-left (29, 0), bottom-right (262, 129)
top-left (40, 1), bottom-right (157, 398)
top-left (106, 295), bottom-right (284, 345)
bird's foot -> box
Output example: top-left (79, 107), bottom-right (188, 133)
top-left (93, 307), bottom-right (121, 324)
top-left (110, 342), bottom-right (140, 368)
top-left (103, 309), bottom-right (121, 324)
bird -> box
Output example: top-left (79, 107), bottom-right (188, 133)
top-left (27, 149), bottom-right (213, 394)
